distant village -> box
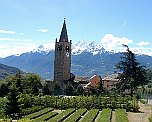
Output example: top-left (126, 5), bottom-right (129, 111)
top-left (46, 73), bottom-right (121, 93)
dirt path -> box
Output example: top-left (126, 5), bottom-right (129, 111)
top-left (111, 111), bottom-right (116, 122)
top-left (127, 102), bottom-right (152, 122)
top-left (94, 111), bottom-right (100, 122)
top-left (52, 109), bottom-right (63, 114)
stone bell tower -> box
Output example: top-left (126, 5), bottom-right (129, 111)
top-left (54, 19), bottom-right (72, 89)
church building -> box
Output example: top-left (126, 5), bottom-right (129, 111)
top-left (54, 19), bottom-right (72, 90)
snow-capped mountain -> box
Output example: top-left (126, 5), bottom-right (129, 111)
top-left (0, 40), bottom-right (152, 79)
top-left (72, 40), bottom-right (106, 55)
top-left (30, 40), bottom-right (106, 56)
top-left (72, 40), bottom-right (88, 55)
top-left (30, 40), bottom-right (151, 56)
top-left (31, 45), bottom-right (51, 54)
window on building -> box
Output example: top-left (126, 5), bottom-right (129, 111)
top-left (58, 45), bottom-right (62, 51)
top-left (66, 46), bottom-right (69, 51)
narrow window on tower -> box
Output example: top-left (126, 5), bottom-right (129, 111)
top-left (58, 45), bottom-right (62, 51)
top-left (66, 46), bottom-right (69, 51)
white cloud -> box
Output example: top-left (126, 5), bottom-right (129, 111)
top-left (0, 39), bottom-right (37, 57)
top-left (0, 29), bottom-right (16, 34)
top-left (0, 38), bottom-right (16, 41)
top-left (136, 41), bottom-right (151, 46)
top-left (101, 35), bottom-right (152, 56)
top-left (129, 47), bottom-right (152, 56)
top-left (0, 44), bottom-right (37, 58)
top-left (19, 33), bottom-right (25, 35)
top-left (120, 20), bottom-right (127, 29)
top-left (101, 34), bottom-right (133, 52)
top-left (37, 29), bottom-right (50, 33)
top-left (0, 38), bottom-right (54, 57)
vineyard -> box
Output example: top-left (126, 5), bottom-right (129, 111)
top-left (0, 95), bottom-right (139, 121)
top-left (1, 95), bottom-right (152, 122)
top-left (19, 108), bottom-right (128, 122)
top-left (0, 107), bottom-right (130, 122)
top-left (17, 95), bottom-right (139, 111)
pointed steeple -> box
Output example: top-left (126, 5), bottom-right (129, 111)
top-left (59, 18), bottom-right (68, 42)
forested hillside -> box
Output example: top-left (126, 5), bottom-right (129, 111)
top-left (0, 63), bottom-right (20, 79)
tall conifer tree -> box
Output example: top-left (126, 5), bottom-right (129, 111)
top-left (116, 45), bottom-right (148, 95)
top-left (5, 85), bottom-right (21, 119)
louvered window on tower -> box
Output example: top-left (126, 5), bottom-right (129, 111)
top-left (58, 46), bottom-right (62, 51)
top-left (66, 46), bottom-right (69, 51)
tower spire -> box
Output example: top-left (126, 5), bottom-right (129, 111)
top-left (59, 18), bottom-right (68, 42)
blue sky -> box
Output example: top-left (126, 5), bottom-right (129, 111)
top-left (0, 0), bottom-right (152, 57)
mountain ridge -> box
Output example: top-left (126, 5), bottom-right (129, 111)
top-left (30, 40), bottom-right (152, 56)
top-left (0, 63), bottom-right (21, 79)
top-left (2, 40), bottom-right (151, 58)
top-left (0, 41), bottom-right (151, 79)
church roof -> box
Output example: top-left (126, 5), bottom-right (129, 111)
top-left (59, 19), bottom-right (68, 42)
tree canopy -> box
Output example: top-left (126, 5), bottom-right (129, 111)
top-left (0, 73), bottom-right (43, 97)
top-left (116, 45), bottom-right (148, 95)
top-left (5, 85), bottom-right (21, 119)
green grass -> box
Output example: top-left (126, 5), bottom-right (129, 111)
top-left (96, 108), bottom-right (112, 122)
top-left (32, 111), bottom-right (58, 122)
top-left (115, 109), bottom-right (128, 122)
top-left (139, 99), bottom-right (146, 104)
top-left (18, 118), bottom-right (34, 122)
top-left (21, 106), bottom-right (44, 115)
top-left (80, 109), bottom-right (99, 122)
top-left (149, 116), bottom-right (152, 122)
top-left (64, 108), bottom-right (87, 122)
top-left (0, 119), bottom-right (11, 122)
top-left (47, 108), bottom-right (75, 122)
top-left (24, 107), bottom-right (54, 119)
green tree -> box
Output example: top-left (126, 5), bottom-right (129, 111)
top-left (116, 45), bottom-right (148, 95)
top-left (5, 85), bottom-right (21, 119)
top-left (23, 73), bottom-right (42, 95)
top-left (18, 94), bottom-right (33, 109)
top-left (147, 68), bottom-right (152, 81)
top-left (0, 97), bottom-right (7, 118)
top-left (98, 76), bottom-right (105, 94)
top-left (64, 82), bottom-right (75, 96)
top-left (0, 73), bottom-right (43, 97)
top-left (16, 71), bottom-right (23, 93)
top-left (0, 81), bottom-right (9, 97)
top-left (0, 75), bottom-right (17, 97)
top-left (53, 83), bottom-right (63, 95)
top-left (43, 84), bottom-right (52, 95)
top-left (76, 85), bottom-right (84, 95)
top-left (146, 68), bottom-right (152, 89)
top-left (89, 86), bottom-right (99, 95)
